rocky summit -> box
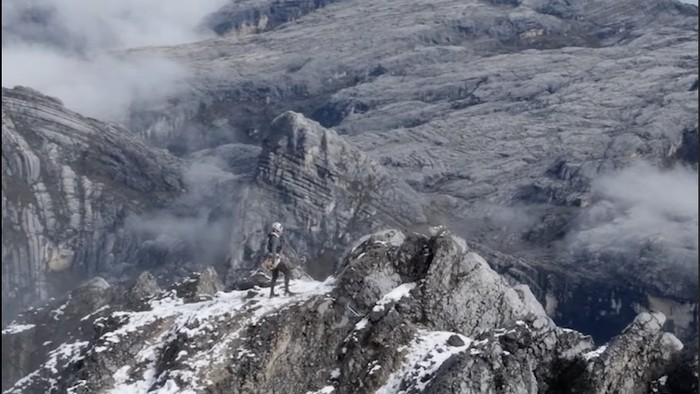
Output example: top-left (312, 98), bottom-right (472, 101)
top-left (2, 229), bottom-right (696, 393)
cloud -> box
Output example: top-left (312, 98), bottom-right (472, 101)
top-left (2, 48), bottom-right (188, 120)
top-left (1, 0), bottom-right (228, 121)
top-left (566, 162), bottom-right (698, 271)
top-left (125, 160), bottom-right (241, 269)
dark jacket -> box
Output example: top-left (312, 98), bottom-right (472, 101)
top-left (266, 232), bottom-right (282, 256)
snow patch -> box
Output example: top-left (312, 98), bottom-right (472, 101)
top-left (105, 278), bottom-right (335, 393)
top-left (376, 330), bottom-right (471, 394)
top-left (583, 345), bottom-right (607, 361)
top-left (81, 305), bottom-right (110, 321)
top-left (450, 234), bottom-right (468, 254)
top-left (354, 318), bottom-right (369, 331)
top-left (66, 380), bottom-right (88, 394)
top-left (380, 229), bottom-right (406, 247)
top-left (113, 366), bottom-right (131, 384)
top-left (372, 283), bottom-right (417, 313)
top-left (50, 300), bottom-right (69, 320)
top-left (660, 332), bottom-right (684, 351)
top-left (306, 386), bottom-right (335, 394)
top-left (349, 229), bottom-right (405, 255)
top-left (2, 323), bottom-right (35, 335)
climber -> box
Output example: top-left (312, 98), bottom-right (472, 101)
top-left (263, 222), bottom-right (293, 297)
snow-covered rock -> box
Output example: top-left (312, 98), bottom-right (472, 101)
top-left (2, 229), bottom-right (690, 393)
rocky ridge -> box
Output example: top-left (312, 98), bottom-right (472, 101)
top-left (2, 229), bottom-right (695, 393)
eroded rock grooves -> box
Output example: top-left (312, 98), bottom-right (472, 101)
top-left (1, 87), bottom-right (184, 325)
top-left (2, 229), bottom-right (695, 393)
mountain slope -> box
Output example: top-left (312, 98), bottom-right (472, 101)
top-left (121, 0), bottom-right (698, 341)
top-left (2, 0), bottom-right (697, 356)
top-left (1, 87), bottom-right (184, 325)
top-left (2, 229), bottom-right (693, 393)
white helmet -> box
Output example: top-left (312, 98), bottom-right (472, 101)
top-left (271, 222), bottom-right (283, 233)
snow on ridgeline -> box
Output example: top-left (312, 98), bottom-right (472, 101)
top-left (5, 278), bottom-right (336, 394)
top-left (349, 229), bottom-right (406, 255)
top-left (105, 278), bottom-right (336, 393)
top-left (305, 386), bottom-right (336, 394)
top-left (372, 283), bottom-right (416, 313)
top-left (376, 330), bottom-right (472, 394)
top-left (583, 345), bottom-right (607, 361)
top-left (354, 282), bottom-right (417, 331)
top-left (1, 323), bottom-right (35, 335)
top-left (6, 341), bottom-right (89, 394)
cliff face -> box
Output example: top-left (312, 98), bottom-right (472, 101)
top-left (1, 87), bottom-right (184, 324)
top-left (2, 229), bottom-right (694, 393)
top-left (226, 111), bottom-right (426, 280)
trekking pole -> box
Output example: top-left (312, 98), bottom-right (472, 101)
top-left (345, 304), bottom-right (360, 318)
top-left (324, 296), bottom-right (361, 317)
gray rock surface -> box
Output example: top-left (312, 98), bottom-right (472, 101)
top-left (2, 229), bottom-right (691, 393)
top-left (2, 0), bottom-right (697, 355)
top-left (225, 111), bottom-right (426, 281)
top-left (568, 311), bottom-right (685, 393)
top-left (173, 266), bottom-right (224, 302)
top-left (1, 275), bottom-right (119, 392)
top-left (120, 0), bottom-right (697, 343)
top-left (205, 0), bottom-right (347, 37)
top-left (129, 271), bottom-right (161, 301)
top-left (1, 86), bottom-right (184, 325)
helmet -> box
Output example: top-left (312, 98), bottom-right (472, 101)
top-left (271, 222), bottom-right (283, 233)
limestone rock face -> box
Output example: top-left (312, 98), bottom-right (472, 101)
top-left (1, 87), bottom-right (184, 324)
top-left (2, 229), bottom-right (691, 393)
top-left (568, 312), bottom-right (685, 394)
top-left (226, 111), bottom-right (426, 280)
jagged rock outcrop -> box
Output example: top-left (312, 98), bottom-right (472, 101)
top-left (173, 266), bottom-right (223, 302)
top-left (1, 275), bottom-right (117, 392)
top-left (2, 229), bottom-right (692, 393)
top-left (569, 312), bottom-right (685, 393)
top-left (472, 241), bottom-right (699, 344)
top-left (1, 87), bottom-right (184, 325)
top-left (651, 339), bottom-right (699, 394)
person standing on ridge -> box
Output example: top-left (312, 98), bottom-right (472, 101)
top-left (264, 222), bottom-right (293, 297)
